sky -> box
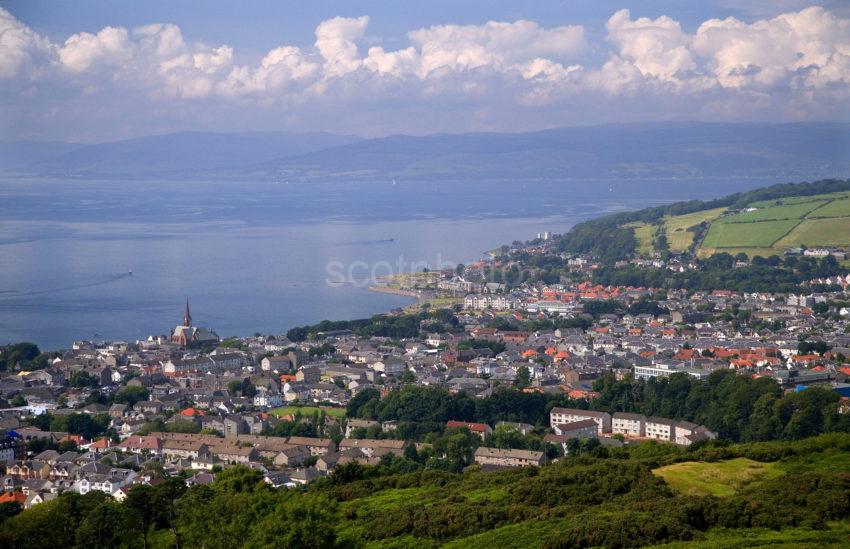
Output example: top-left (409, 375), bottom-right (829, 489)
top-left (1, 1), bottom-right (849, 142)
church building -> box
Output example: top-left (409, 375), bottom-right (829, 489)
top-left (171, 300), bottom-right (219, 346)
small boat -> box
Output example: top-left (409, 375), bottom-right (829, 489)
top-left (128, 270), bottom-right (133, 276)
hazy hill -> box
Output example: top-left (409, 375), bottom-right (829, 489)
top-left (262, 122), bottom-right (850, 181)
top-left (0, 140), bottom-right (83, 171)
top-left (6, 131), bottom-right (361, 178)
top-left (6, 122), bottom-right (850, 181)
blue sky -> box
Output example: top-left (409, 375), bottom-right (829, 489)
top-left (2, 1), bottom-right (849, 141)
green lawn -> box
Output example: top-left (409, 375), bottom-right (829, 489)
top-left (701, 219), bottom-right (801, 248)
top-left (652, 458), bottom-right (782, 497)
top-left (269, 405), bottom-right (347, 418)
top-left (774, 217), bottom-right (850, 248)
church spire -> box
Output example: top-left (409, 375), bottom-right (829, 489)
top-left (183, 298), bottom-right (192, 327)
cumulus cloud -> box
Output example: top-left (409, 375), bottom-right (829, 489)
top-left (315, 15), bottom-right (369, 77)
top-left (58, 27), bottom-right (132, 73)
top-left (0, 8), bottom-right (53, 78)
top-left (404, 19), bottom-right (584, 77)
top-left (597, 5), bottom-right (850, 95)
top-left (605, 9), bottom-right (695, 83)
top-left (693, 6), bottom-right (850, 89)
top-left (1, 5), bottom-right (849, 138)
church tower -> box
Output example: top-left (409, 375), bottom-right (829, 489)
top-left (183, 299), bottom-right (192, 327)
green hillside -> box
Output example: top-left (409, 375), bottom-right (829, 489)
top-left (557, 178), bottom-right (850, 263)
top-left (3, 433), bottom-right (850, 548)
top-left (626, 188), bottom-right (850, 259)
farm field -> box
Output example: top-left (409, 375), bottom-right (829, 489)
top-left (807, 197), bottom-right (850, 218)
top-left (623, 189), bottom-right (850, 258)
top-left (664, 207), bottom-right (726, 252)
top-left (270, 405), bottom-right (347, 418)
top-left (774, 217), bottom-right (850, 248)
top-left (653, 458), bottom-right (782, 497)
top-left (726, 201), bottom-right (825, 222)
top-left (700, 219), bottom-right (801, 248)
top-left (749, 191), bottom-right (850, 208)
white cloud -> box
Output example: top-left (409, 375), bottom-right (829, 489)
top-left (315, 16), bottom-right (369, 77)
top-left (0, 8), bottom-right (53, 78)
top-left (605, 9), bottom-right (695, 82)
top-left (407, 19), bottom-right (585, 77)
top-left (694, 6), bottom-right (850, 89)
top-left (58, 26), bottom-right (131, 72)
top-left (1, 6), bottom-right (849, 139)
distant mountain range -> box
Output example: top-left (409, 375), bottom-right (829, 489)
top-left (3, 122), bottom-right (849, 182)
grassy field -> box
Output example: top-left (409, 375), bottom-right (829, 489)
top-left (270, 405), bottom-right (347, 418)
top-left (664, 207), bottom-right (726, 252)
top-left (627, 222), bottom-right (656, 255)
top-left (652, 458), bottom-right (782, 497)
top-left (700, 219), bottom-right (801, 249)
top-left (696, 247), bottom-right (778, 259)
top-left (750, 191), bottom-right (850, 208)
top-left (774, 217), bottom-right (850, 248)
top-left (404, 296), bottom-right (463, 313)
top-left (728, 201), bottom-right (825, 222)
top-left (624, 190), bottom-right (850, 258)
top-left (807, 197), bottom-right (850, 218)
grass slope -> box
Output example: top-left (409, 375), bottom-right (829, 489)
top-left (270, 405), bottom-right (347, 418)
top-left (701, 219), bottom-right (801, 249)
top-left (632, 189), bottom-right (850, 258)
top-left (652, 458), bottom-right (782, 497)
top-left (665, 207), bottom-right (727, 252)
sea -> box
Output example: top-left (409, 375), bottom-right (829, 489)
top-left (0, 177), bottom-right (780, 350)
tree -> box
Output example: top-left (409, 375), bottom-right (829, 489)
top-left (516, 365), bottom-right (531, 389)
top-left (123, 485), bottom-right (159, 549)
top-left (227, 379), bottom-right (242, 395)
top-left (74, 500), bottom-right (125, 549)
top-left (70, 371), bottom-right (99, 388)
top-left (57, 440), bottom-right (78, 453)
top-left (400, 368), bottom-right (416, 384)
top-left (241, 379), bottom-right (257, 398)
top-left (0, 342), bottom-right (40, 371)
top-left (114, 386), bottom-right (149, 406)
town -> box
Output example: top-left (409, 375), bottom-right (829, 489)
top-left (2, 234), bottom-right (849, 510)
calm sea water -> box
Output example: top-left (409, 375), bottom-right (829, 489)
top-left (0, 178), bottom-right (776, 349)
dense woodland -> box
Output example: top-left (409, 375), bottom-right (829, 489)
top-left (1, 433), bottom-right (849, 548)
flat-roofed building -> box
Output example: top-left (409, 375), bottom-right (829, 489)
top-left (549, 407), bottom-right (611, 434)
top-left (612, 412), bottom-right (646, 437)
top-left (474, 447), bottom-right (545, 468)
top-left (551, 419), bottom-right (598, 439)
top-left (645, 416), bottom-right (677, 441)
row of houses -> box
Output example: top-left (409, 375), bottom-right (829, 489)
top-left (549, 407), bottom-right (716, 446)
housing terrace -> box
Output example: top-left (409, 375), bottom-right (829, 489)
top-left (549, 407), bottom-right (612, 434)
top-left (474, 447), bottom-right (545, 468)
